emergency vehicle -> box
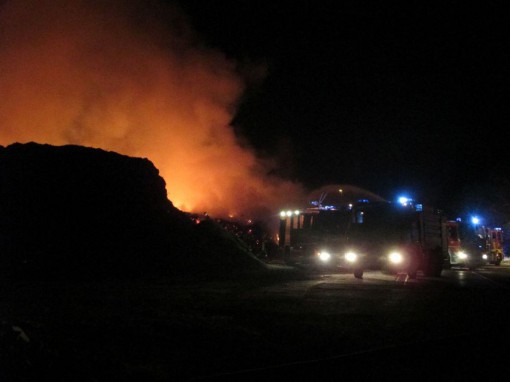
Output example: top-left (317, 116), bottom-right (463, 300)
top-left (482, 226), bottom-right (504, 265)
top-left (278, 198), bottom-right (448, 279)
top-left (444, 220), bottom-right (488, 270)
top-left (452, 216), bottom-right (505, 266)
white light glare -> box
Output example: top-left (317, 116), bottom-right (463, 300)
top-left (318, 251), bottom-right (331, 262)
top-left (389, 252), bottom-right (403, 264)
top-left (345, 251), bottom-right (358, 263)
top-left (457, 251), bottom-right (468, 260)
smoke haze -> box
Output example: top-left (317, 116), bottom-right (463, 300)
top-left (0, 0), bottom-right (305, 222)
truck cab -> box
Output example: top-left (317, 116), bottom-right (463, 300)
top-left (347, 201), bottom-right (447, 278)
top-left (484, 227), bottom-right (504, 265)
top-left (445, 220), bottom-right (489, 270)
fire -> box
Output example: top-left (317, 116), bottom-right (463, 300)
top-left (0, 0), bottom-right (305, 222)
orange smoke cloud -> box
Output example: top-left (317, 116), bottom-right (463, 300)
top-left (0, 0), bottom-right (306, 223)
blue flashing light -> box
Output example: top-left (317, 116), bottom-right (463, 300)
top-left (397, 196), bottom-right (414, 207)
top-left (415, 203), bottom-right (423, 212)
top-left (471, 216), bottom-right (480, 225)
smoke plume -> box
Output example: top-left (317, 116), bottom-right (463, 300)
top-left (0, 0), bottom-right (305, 224)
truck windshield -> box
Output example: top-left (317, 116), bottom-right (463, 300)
top-left (350, 203), bottom-right (415, 243)
top-left (310, 210), bottom-right (350, 234)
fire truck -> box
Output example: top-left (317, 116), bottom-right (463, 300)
top-left (278, 198), bottom-right (448, 279)
top-left (454, 216), bottom-right (505, 265)
top-left (481, 226), bottom-right (504, 265)
top-left (444, 220), bottom-right (488, 270)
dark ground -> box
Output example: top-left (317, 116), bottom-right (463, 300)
top-left (2, 262), bottom-right (510, 381)
top-left (0, 265), bottom-right (313, 382)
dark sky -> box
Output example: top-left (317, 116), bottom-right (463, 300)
top-left (174, 0), bottom-right (508, 211)
top-left (0, 0), bottom-right (507, 222)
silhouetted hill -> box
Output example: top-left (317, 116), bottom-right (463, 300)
top-left (0, 142), bottom-right (267, 281)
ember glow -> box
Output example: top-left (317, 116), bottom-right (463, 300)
top-left (0, 0), bottom-right (305, 221)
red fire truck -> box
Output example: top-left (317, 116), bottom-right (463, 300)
top-left (483, 227), bottom-right (504, 265)
top-left (444, 220), bottom-right (488, 270)
top-left (278, 198), bottom-right (448, 279)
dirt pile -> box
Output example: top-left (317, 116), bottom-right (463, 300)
top-left (0, 142), bottom-right (267, 280)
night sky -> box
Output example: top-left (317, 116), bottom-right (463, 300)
top-left (176, 0), bottom-right (508, 213)
top-left (0, 0), bottom-right (507, 222)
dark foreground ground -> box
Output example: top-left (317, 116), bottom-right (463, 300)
top-left (2, 262), bottom-right (510, 381)
top-left (1, 265), bottom-right (313, 382)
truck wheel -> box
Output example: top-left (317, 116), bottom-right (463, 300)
top-left (354, 268), bottom-right (364, 279)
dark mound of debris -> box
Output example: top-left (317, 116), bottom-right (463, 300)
top-left (0, 142), bottom-right (268, 281)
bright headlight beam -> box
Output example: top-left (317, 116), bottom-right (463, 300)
top-left (345, 251), bottom-right (358, 262)
top-left (318, 251), bottom-right (331, 262)
top-left (389, 252), bottom-right (403, 264)
top-left (457, 251), bottom-right (468, 260)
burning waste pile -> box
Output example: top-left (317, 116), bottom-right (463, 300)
top-left (0, 1), bottom-right (308, 283)
top-left (0, 142), bottom-right (272, 281)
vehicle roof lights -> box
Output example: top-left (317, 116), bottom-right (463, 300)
top-left (398, 196), bottom-right (412, 206)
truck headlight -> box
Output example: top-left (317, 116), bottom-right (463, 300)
top-left (457, 251), bottom-right (468, 260)
top-left (318, 251), bottom-right (331, 262)
top-left (389, 251), bottom-right (403, 264)
top-left (345, 251), bottom-right (358, 263)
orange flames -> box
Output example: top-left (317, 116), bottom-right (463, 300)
top-left (0, 0), bottom-right (306, 223)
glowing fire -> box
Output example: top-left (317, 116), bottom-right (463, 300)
top-left (0, 0), bottom-right (305, 223)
